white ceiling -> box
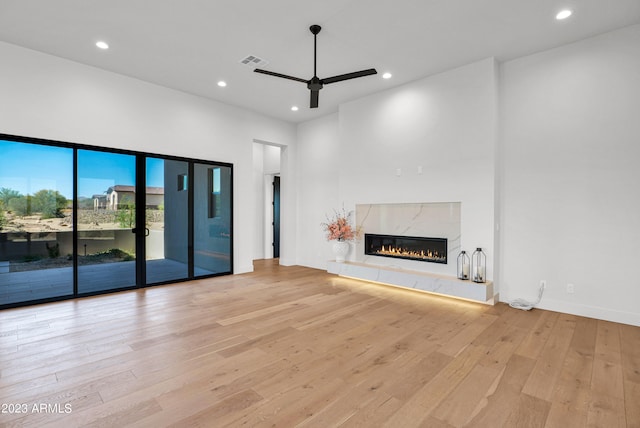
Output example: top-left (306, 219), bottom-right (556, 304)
top-left (1, 0), bottom-right (639, 123)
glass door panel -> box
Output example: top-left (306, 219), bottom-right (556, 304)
top-left (77, 149), bottom-right (136, 293)
top-left (145, 158), bottom-right (189, 284)
top-left (193, 163), bottom-right (232, 276)
top-left (0, 140), bottom-right (74, 305)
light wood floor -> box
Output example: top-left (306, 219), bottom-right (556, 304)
top-left (1, 259), bottom-right (639, 427)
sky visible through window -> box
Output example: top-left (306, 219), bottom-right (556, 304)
top-left (0, 140), bottom-right (164, 199)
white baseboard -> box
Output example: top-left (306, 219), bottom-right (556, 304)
top-left (277, 257), bottom-right (297, 266)
top-left (234, 264), bottom-right (254, 274)
top-left (504, 297), bottom-right (640, 327)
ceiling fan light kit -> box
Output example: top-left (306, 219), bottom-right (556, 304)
top-left (254, 25), bottom-right (377, 108)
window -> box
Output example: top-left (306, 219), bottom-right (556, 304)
top-left (177, 173), bottom-right (188, 191)
top-left (0, 139), bottom-right (74, 305)
top-left (208, 167), bottom-right (221, 218)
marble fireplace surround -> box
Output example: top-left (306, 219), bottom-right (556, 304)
top-left (356, 202), bottom-right (461, 276)
top-left (327, 202), bottom-right (494, 304)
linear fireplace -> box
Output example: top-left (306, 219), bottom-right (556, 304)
top-left (364, 233), bottom-right (447, 264)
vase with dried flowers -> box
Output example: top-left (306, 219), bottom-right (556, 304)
top-left (321, 207), bottom-right (356, 262)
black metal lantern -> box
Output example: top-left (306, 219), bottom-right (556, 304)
top-left (457, 250), bottom-right (470, 280)
top-left (472, 247), bottom-right (486, 283)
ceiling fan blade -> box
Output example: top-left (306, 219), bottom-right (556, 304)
top-left (322, 68), bottom-right (378, 85)
top-left (310, 90), bottom-right (319, 108)
top-left (254, 68), bottom-right (308, 84)
top-left (322, 68), bottom-right (377, 85)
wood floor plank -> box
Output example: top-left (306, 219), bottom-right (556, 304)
top-left (503, 392), bottom-right (552, 427)
top-left (165, 389), bottom-right (264, 428)
top-left (586, 391), bottom-right (627, 427)
top-left (383, 351), bottom-right (453, 402)
top-left (622, 379), bottom-right (640, 427)
top-left (591, 320), bottom-right (625, 399)
top-left (418, 416), bottom-right (456, 428)
top-left (465, 354), bottom-right (537, 427)
top-left (521, 313), bottom-right (577, 401)
top-left (225, 377), bottom-right (346, 427)
top-left (431, 363), bottom-right (503, 426)
top-left (294, 381), bottom-right (385, 427)
top-left (382, 344), bottom-right (490, 427)
top-left (340, 393), bottom-right (403, 428)
top-left (438, 312), bottom-right (498, 357)
top-left (619, 323), bottom-right (640, 386)
top-left (1, 259), bottom-right (638, 427)
top-left (544, 316), bottom-right (597, 427)
top-left (515, 309), bottom-right (559, 359)
top-left (545, 383), bottom-right (590, 428)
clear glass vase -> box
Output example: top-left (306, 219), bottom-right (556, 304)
top-left (471, 247), bottom-right (486, 283)
top-left (457, 250), bottom-right (470, 280)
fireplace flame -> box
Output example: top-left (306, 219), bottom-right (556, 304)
top-left (377, 245), bottom-right (445, 262)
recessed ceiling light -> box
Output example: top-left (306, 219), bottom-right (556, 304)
top-left (556, 9), bottom-right (572, 20)
top-left (382, 72), bottom-right (392, 79)
top-left (95, 41), bottom-right (109, 50)
top-left (217, 81), bottom-right (227, 87)
top-left (291, 106), bottom-right (299, 111)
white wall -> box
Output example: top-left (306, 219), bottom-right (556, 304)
top-left (263, 145), bottom-right (281, 174)
top-left (0, 41), bottom-right (296, 274)
top-left (251, 143), bottom-right (281, 260)
top-left (296, 59), bottom-right (498, 281)
top-left (499, 24), bottom-right (640, 325)
top-left (252, 144), bottom-right (265, 260)
top-left (263, 145), bottom-right (281, 259)
top-left (295, 113), bottom-right (341, 268)
top-left (340, 58), bottom-right (498, 278)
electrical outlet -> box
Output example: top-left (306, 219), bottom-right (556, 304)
top-left (567, 283), bottom-right (575, 294)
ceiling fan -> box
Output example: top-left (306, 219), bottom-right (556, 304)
top-left (254, 25), bottom-right (377, 108)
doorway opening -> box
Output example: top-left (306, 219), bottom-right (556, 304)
top-left (272, 176), bottom-right (280, 258)
top-left (252, 141), bottom-right (281, 260)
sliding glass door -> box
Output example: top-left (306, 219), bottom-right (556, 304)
top-left (77, 149), bottom-right (137, 294)
top-left (194, 163), bottom-right (232, 276)
top-left (0, 134), bottom-right (232, 309)
top-left (0, 140), bottom-right (74, 305)
top-left (145, 157), bottom-right (189, 284)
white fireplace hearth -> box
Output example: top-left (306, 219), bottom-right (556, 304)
top-left (327, 261), bottom-right (495, 304)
